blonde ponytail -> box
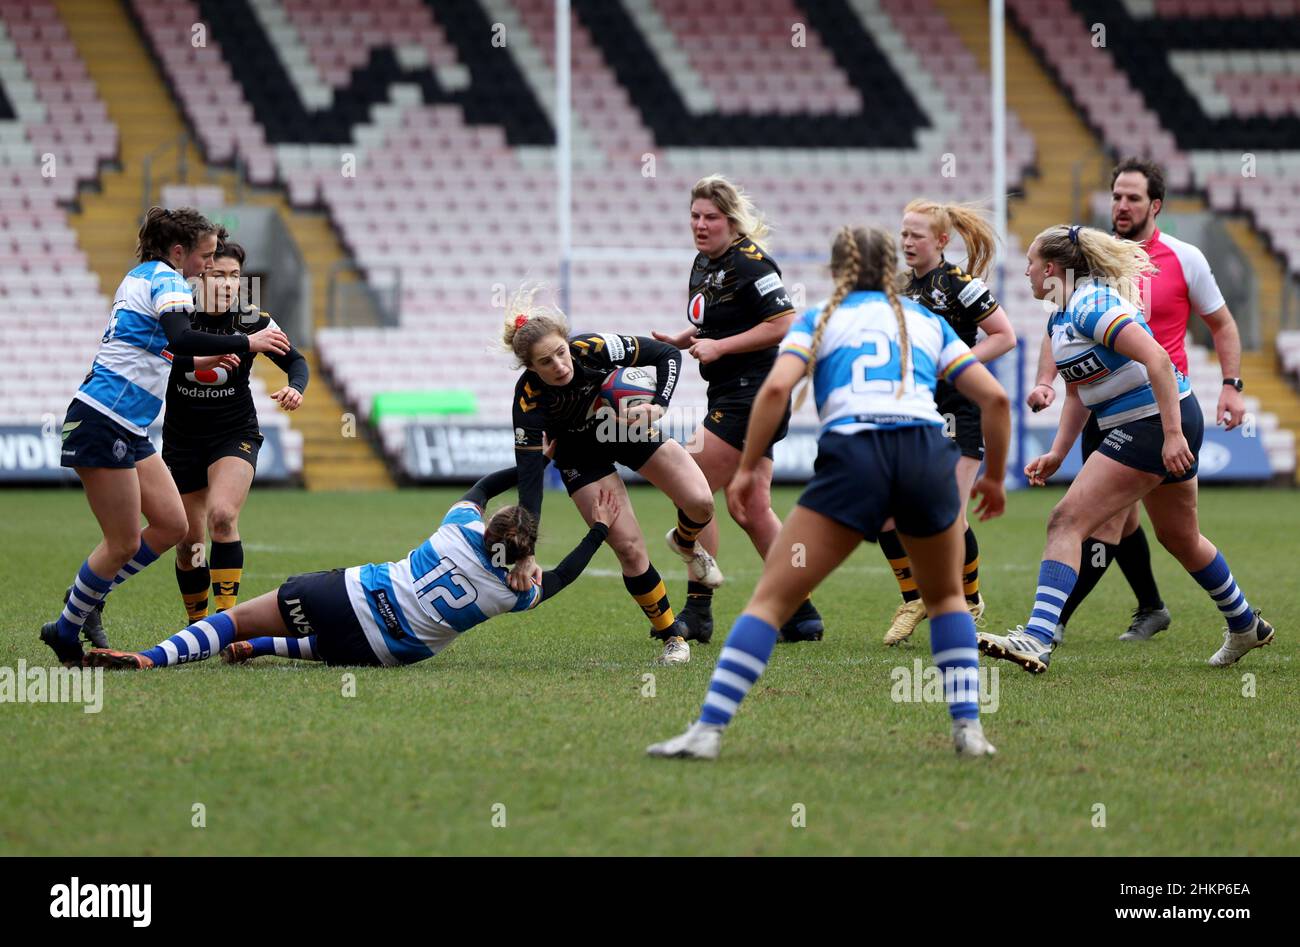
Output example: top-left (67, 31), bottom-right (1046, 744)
top-left (902, 198), bottom-right (998, 280)
top-left (500, 282), bottom-right (570, 367)
top-left (1034, 224), bottom-right (1156, 308)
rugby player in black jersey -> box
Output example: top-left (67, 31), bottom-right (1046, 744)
top-left (652, 175), bottom-right (824, 645)
top-left (163, 237), bottom-right (308, 624)
top-left (880, 200), bottom-right (1017, 646)
top-left (504, 284), bottom-right (717, 665)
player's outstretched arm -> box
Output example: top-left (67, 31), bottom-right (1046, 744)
top-left (460, 467), bottom-right (519, 508)
top-left (160, 311), bottom-right (288, 357)
top-left (537, 489), bottom-right (619, 601)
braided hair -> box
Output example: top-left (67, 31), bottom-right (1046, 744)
top-left (795, 226), bottom-right (910, 409)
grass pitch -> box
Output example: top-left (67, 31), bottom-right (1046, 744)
top-left (1, 485), bottom-right (1297, 855)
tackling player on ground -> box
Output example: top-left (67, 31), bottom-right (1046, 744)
top-left (505, 284), bottom-right (718, 665)
top-left (164, 236), bottom-right (308, 624)
top-left (1028, 158), bottom-right (1248, 642)
top-left (881, 199), bottom-right (1018, 646)
top-left (652, 175), bottom-right (824, 645)
top-left (980, 225), bottom-right (1272, 673)
top-left (648, 225), bottom-right (1011, 761)
top-left (84, 469), bottom-right (620, 670)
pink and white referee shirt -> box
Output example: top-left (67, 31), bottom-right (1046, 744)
top-left (1138, 227), bottom-right (1226, 375)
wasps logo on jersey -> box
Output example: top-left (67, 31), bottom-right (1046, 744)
top-left (904, 258), bottom-right (999, 348)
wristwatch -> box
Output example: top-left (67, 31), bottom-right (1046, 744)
top-left (1223, 377), bottom-right (1244, 392)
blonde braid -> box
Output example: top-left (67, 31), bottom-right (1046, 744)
top-left (878, 240), bottom-right (909, 400)
top-left (795, 227), bottom-right (859, 410)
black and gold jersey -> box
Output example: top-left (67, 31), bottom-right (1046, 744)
top-left (512, 332), bottom-right (680, 519)
top-left (687, 236), bottom-right (795, 389)
top-left (903, 257), bottom-right (999, 348)
top-left (163, 307), bottom-right (308, 443)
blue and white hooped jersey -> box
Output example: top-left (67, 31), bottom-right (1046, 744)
top-left (75, 261), bottom-right (195, 435)
top-left (344, 501), bottom-right (542, 667)
top-left (1049, 279), bottom-right (1191, 430)
top-left (779, 290), bottom-right (978, 435)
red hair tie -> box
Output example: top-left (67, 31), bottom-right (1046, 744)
top-left (514, 313), bottom-right (528, 329)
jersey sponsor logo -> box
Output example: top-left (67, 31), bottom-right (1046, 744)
top-left (176, 384), bottom-right (238, 399)
top-left (369, 588), bottom-right (405, 637)
top-left (754, 273), bottom-right (783, 297)
top-left (238, 441), bottom-right (253, 454)
top-left (599, 333), bottom-right (625, 361)
top-left (688, 292), bottom-right (706, 325)
top-left (283, 597), bottom-right (315, 635)
top-left (1057, 350), bottom-right (1111, 384)
top-left (957, 278), bottom-right (987, 308)
top-left (185, 367), bottom-right (230, 386)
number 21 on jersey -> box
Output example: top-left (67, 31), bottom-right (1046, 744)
top-left (850, 328), bottom-right (912, 395)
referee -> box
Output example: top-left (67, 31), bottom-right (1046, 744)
top-left (164, 237), bottom-right (308, 622)
top-left (1028, 157), bottom-right (1247, 641)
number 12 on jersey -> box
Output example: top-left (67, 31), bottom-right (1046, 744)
top-left (413, 557), bottom-right (478, 619)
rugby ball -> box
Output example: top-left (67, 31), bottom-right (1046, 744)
top-left (594, 366), bottom-right (657, 418)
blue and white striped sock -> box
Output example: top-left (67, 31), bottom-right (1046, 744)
top-left (247, 636), bottom-right (319, 660)
top-left (141, 611), bottom-right (238, 667)
top-left (698, 613), bottom-right (778, 727)
top-left (930, 610), bottom-right (981, 721)
top-left (55, 561), bottom-right (115, 642)
top-left (1190, 551), bottom-right (1254, 632)
top-left (1024, 559), bottom-right (1077, 645)
top-left (108, 536), bottom-right (161, 595)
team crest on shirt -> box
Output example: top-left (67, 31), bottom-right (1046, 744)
top-left (688, 293), bottom-right (706, 325)
top-left (929, 288), bottom-right (949, 310)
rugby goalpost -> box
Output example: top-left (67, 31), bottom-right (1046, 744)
top-left (551, 0), bottom-right (1025, 476)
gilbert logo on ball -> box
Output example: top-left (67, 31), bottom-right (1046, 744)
top-left (186, 367), bottom-right (230, 386)
top-left (593, 366), bottom-right (656, 420)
